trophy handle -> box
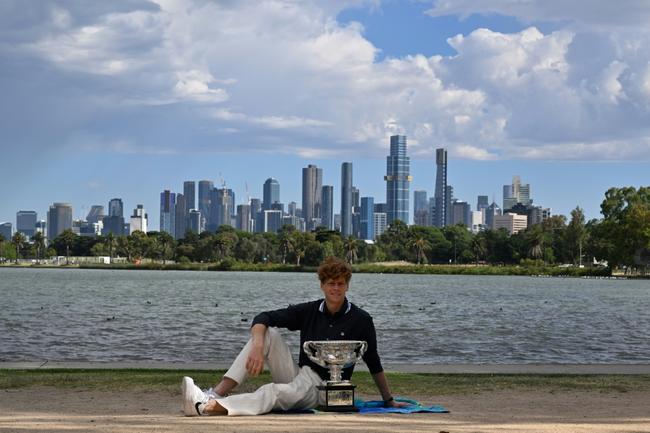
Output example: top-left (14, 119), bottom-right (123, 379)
top-left (355, 341), bottom-right (368, 363)
top-left (303, 341), bottom-right (326, 367)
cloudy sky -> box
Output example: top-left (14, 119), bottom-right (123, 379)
top-left (1, 0), bottom-right (649, 228)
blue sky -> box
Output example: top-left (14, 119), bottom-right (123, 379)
top-left (1, 0), bottom-right (650, 229)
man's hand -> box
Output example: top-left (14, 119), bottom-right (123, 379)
top-left (246, 323), bottom-right (268, 376)
top-left (385, 399), bottom-right (411, 408)
top-left (245, 344), bottom-right (265, 376)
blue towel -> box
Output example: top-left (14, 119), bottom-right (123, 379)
top-left (355, 397), bottom-right (449, 414)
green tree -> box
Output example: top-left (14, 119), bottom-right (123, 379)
top-left (58, 229), bottom-right (77, 265)
top-left (343, 236), bottom-right (359, 264)
top-left (278, 225), bottom-right (296, 264)
top-left (566, 206), bottom-right (587, 266)
top-left (104, 233), bottom-right (117, 264)
top-left (31, 232), bottom-right (46, 264)
top-left (11, 232), bottom-right (26, 264)
top-left (598, 187), bottom-right (650, 270)
top-left (471, 232), bottom-right (487, 265)
top-left (408, 236), bottom-right (430, 264)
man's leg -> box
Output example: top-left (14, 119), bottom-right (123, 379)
top-left (213, 327), bottom-right (299, 396)
top-left (206, 366), bottom-right (321, 416)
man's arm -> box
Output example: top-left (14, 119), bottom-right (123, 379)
top-left (371, 371), bottom-right (410, 408)
top-left (246, 323), bottom-right (267, 376)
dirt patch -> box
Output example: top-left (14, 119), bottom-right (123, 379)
top-left (1, 387), bottom-right (649, 432)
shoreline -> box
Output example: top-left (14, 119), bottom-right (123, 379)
top-left (0, 262), bottom-right (626, 278)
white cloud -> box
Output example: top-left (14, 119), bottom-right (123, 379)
top-left (4, 0), bottom-right (650, 161)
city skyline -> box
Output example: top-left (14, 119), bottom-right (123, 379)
top-left (2, 1), bottom-right (650, 227)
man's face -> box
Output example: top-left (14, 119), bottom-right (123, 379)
top-left (320, 276), bottom-right (349, 305)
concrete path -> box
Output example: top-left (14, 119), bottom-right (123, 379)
top-left (2, 361), bottom-right (650, 374)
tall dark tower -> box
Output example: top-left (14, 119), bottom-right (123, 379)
top-left (341, 162), bottom-right (353, 236)
top-left (384, 135), bottom-right (411, 225)
top-left (433, 148), bottom-right (447, 227)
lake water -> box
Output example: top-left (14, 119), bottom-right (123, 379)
top-left (1, 268), bottom-right (649, 364)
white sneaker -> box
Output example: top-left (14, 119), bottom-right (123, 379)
top-left (181, 376), bottom-right (208, 416)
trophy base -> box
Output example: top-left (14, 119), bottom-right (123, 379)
top-left (316, 384), bottom-right (358, 412)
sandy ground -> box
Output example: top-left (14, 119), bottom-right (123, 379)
top-left (1, 388), bottom-right (649, 433)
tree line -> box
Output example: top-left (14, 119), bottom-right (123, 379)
top-left (1, 187), bottom-right (648, 271)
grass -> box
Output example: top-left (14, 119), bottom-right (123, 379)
top-left (2, 370), bottom-right (649, 396)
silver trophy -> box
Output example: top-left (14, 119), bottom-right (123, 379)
top-left (303, 340), bottom-right (367, 412)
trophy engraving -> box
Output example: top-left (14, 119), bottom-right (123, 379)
top-left (303, 340), bottom-right (367, 412)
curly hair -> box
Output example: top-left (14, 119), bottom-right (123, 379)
top-left (317, 256), bottom-right (352, 283)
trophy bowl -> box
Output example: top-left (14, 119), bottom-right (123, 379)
top-left (302, 340), bottom-right (367, 411)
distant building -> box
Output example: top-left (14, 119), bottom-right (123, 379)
top-left (263, 210), bottom-right (283, 234)
top-left (236, 204), bottom-right (252, 232)
top-left (433, 148), bottom-right (447, 228)
top-left (360, 197), bottom-right (374, 240)
top-left (530, 206), bottom-right (552, 226)
top-left (160, 190), bottom-right (176, 237)
top-left (385, 135), bottom-right (411, 225)
top-left (47, 202), bottom-right (73, 241)
top-left (263, 178), bottom-right (280, 211)
top-left (477, 195), bottom-right (489, 212)
top-left (485, 202), bottom-right (501, 229)
top-left (373, 212), bottom-right (387, 239)
top-left (130, 205), bottom-right (148, 234)
top-left (174, 194), bottom-right (187, 240)
top-left (198, 180), bottom-right (213, 229)
top-left (108, 198), bottom-right (124, 218)
top-left (0, 222), bottom-right (12, 240)
top-left (188, 209), bottom-right (202, 234)
top-left (503, 175), bottom-right (532, 211)
top-left (86, 205), bottom-right (105, 224)
top-left (288, 201), bottom-right (297, 217)
top-left (321, 186), bottom-right (334, 230)
top-left (183, 181), bottom-right (196, 216)
top-left (103, 198), bottom-right (125, 236)
top-left (471, 211), bottom-right (484, 233)
top-left (302, 164), bottom-right (322, 230)
top-left (16, 211), bottom-right (37, 239)
top-left (493, 212), bottom-right (528, 235)
top-left (451, 201), bottom-right (472, 228)
top-left (445, 185), bottom-right (454, 226)
top-left (414, 190), bottom-right (428, 227)
top-left (341, 162), bottom-right (353, 236)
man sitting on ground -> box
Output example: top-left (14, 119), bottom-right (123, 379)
top-left (181, 256), bottom-right (407, 416)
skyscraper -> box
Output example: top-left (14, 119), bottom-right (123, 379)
top-left (103, 198), bottom-right (125, 236)
top-left (413, 190), bottom-right (428, 227)
top-left (321, 185), bottom-right (334, 230)
top-left (130, 205), bottom-right (148, 234)
top-left (445, 185), bottom-right (454, 226)
top-left (16, 211), bottom-right (37, 239)
top-left (433, 148), bottom-right (447, 227)
top-left (86, 206), bottom-right (105, 224)
top-left (198, 180), bottom-right (213, 228)
top-left (302, 164), bottom-right (322, 230)
top-left (108, 198), bottom-right (123, 217)
top-left (360, 197), bottom-right (374, 240)
top-left (341, 162), bottom-right (353, 236)
top-left (236, 204), bottom-right (252, 232)
top-left (159, 190), bottom-right (176, 237)
top-left (477, 195), bottom-right (489, 211)
top-left (183, 181), bottom-right (196, 214)
top-left (0, 222), bottom-right (12, 240)
top-left (503, 176), bottom-right (532, 211)
top-left (263, 178), bottom-right (280, 211)
top-left (47, 202), bottom-right (73, 241)
top-left (188, 210), bottom-right (202, 234)
top-left (384, 135), bottom-right (411, 225)
top-left (174, 193), bottom-right (187, 239)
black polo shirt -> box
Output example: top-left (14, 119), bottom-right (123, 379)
top-left (251, 298), bottom-right (384, 381)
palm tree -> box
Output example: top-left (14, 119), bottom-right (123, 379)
top-left (408, 237), bottom-right (430, 265)
top-left (526, 225), bottom-right (545, 261)
top-left (344, 236), bottom-right (358, 264)
top-left (471, 234), bottom-right (487, 265)
top-left (11, 232), bottom-right (26, 264)
top-left (32, 232), bottom-right (46, 264)
top-left (104, 233), bottom-right (117, 264)
top-left (59, 229), bottom-right (77, 265)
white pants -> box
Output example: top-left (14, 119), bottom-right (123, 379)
top-left (216, 327), bottom-right (323, 416)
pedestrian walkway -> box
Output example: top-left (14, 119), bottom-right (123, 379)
top-left (2, 361), bottom-right (650, 374)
